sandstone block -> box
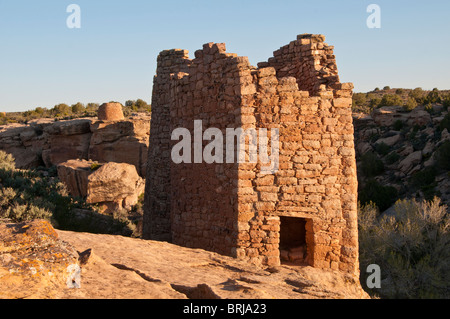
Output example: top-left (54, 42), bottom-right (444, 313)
top-left (98, 103), bottom-right (125, 122)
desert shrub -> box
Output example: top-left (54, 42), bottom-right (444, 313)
top-left (424, 103), bottom-right (435, 114)
top-left (383, 86), bottom-right (391, 91)
top-left (359, 179), bottom-right (398, 212)
top-left (370, 98), bottom-right (382, 109)
top-left (375, 142), bottom-right (391, 156)
top-left (358, 198), bottom-right (450, 299)
top-left (443, 95), bottom-right (450, 110)
top-left (51, 103), bottom-right (71, 117)
top-left (71, 102), bottom-right (85, 114)
top-left (385, 152), bottom-right (400, 165)
top-left (435, 140), bottom-right (450, 171)
top-left (409, 87), bottom-right (425, 104)
top-left (352, 93), bottom-right (367, 107)
top-left (4, 203), bottom-right (52, 222)
top-left (395, 89), bottom-right (404, 95)
top-left (410, 166), bottom-right (439, 201)
top-left (90, 162), bottom-right (101, 171)
top-left (0, 151), bottom-right (16, 171)
top-left (393, 120), bottom-right (404, 131)
top-left (380, 94), bottom-right (403, 107)
top-left (439, 113), bottom-right (450, 132)
top-left (425, 88), bottom-right (441, 104)
top-left (360, 151), bottom-right (384, 178)
top-left (352, 93), bottom-right (370, 113)
top-left (410, 132), bottom-right (428, 152)
top-left (411, 166), bottom-right (437, 188)
top-left (403, 97), bottom-right (418, 111)
top-left (0, 187), bottom-right (17, 207)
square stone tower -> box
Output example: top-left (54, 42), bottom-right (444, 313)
top-left (143, 34), bottom-right (359, 275)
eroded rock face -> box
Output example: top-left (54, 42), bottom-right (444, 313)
top-left (0, 114), bottom-right (150, 177)
top-left (0, 220), bottom-right (80, 299)
top-left (43, 119), bottom-right (93, 167)
top-left (57, 160), bottom-right (145, 214)
top-left (98, 103), bottom-right (125, 122)
top-left (88, 118), bottom-right (150, 176)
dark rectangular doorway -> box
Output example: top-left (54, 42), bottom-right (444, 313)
top-left (279, 216), bottom-right (310, 266)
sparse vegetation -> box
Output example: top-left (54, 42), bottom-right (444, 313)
top-left (0, 151), bottom-right (136, 235)
top-left (90, 161), bottom-right (101, 171)
top-left (358, 198), bottom-right (450, 299)
top-left (403, 97), bottom-right (418, 111)
top-left (360, 151), bottom-right (384, 178)
top-left (435, 140), bottom-right (450, 171)
top-left (0, 99), bottom-right (150, 124)
top-left (379, 94), bottom-right (403, 107)
top-left (352, 88), bottom-right (450, 115)
top-left (375, 142), bottom-right (391, 156)
top-left (359, 179), bottom-right (398, 212)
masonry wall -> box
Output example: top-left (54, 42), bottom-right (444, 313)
top-left (143, 34), bottom-right (359, 275)
top-left (143, 49), bottom-right (191, 241)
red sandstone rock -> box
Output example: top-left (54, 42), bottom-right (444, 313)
top-left (0, 115), bottom-right (150, 176)
top-left (57, 160), bottom-right (145, 214)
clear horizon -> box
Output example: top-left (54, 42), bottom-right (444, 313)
top-left (1, 0), bottom-right (449, 112)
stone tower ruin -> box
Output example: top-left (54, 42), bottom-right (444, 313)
top-left (143, 34), bottom-right (359, 275)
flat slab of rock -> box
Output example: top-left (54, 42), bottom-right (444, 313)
top-left (54, 229), bottom-right (370, 299)
top-left (0, 220), bottom-right (370, 299)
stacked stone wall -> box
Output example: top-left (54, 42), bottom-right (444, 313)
top-left (143, 34), bottom-right (359, 275)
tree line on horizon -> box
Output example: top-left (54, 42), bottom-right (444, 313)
top-left (352, 87), bottom-right (450, 114)
top-left (0, 99), bottom-right (151, 125)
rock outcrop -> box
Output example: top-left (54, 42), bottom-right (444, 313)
top-left (0, 220), bottom-right (370, 299)
top-left (88, 118), bottom-right (149, 176)
top-left (42, 119), bottom-right (93, 167)
top-left (57, 160), bottom-right (145, 214)
top-left (371, 105), bottom-right (433, 127)
top-left (0, 113), bottom-right (150, 176)
top-left (0, 220), bottom-right (80, 299)
top-left (353, 104), bottom-right (450, 209)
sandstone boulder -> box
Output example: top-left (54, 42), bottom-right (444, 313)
top-left (398, 151), bottom-right (422, 174)
top-left (57, 160), bottom-right (145, 214)
top-left (441, 129), bottom-right (450, 143)
top-left (375, 134), bottom-right (401, 147)
top-left (57, 159), bottom-right (93, 198)
top-left (86, 162), bottom-right (145, 212)
top-left (407, 108), bottom-right (432, 127)
top-left (98, 103), bottom-right (124, 122)
top-left (372, 106), bottom-right (406, 127)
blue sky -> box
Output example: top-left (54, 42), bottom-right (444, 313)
top-left (0, 0), bottom-right (449, 112)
